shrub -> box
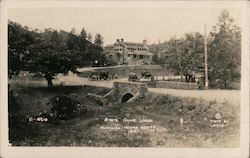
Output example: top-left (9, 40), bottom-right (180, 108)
top-left (8, 87), bottom-right (40, 142)
top-left (50, 95), bottom-right (85, 120)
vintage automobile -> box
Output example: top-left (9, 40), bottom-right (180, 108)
top-left (141, 71), bottom-right (152, 79)
top-left (128, 72), bottom-right (140, 82)
top-left (99, 71), bottom-right (109, 80)
top-left (88, 71), bottom-right (109, 80)
top-left (88, 71), bottom-right (100, 80)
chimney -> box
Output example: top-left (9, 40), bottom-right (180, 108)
top-left (121, 38), bottom-right (124, 43)
top-left (143, 40), bottom-right (147, 45)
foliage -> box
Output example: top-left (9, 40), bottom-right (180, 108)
top-left (149, 42), bottom-right (169, 65)
top-left (153, 33), bottom-right (204, 81)
top-left (87, 32), bottom-right (93, 42)
top-left (79, 27), bottom-right (87, 39)
top-left (8, 86), bottom-right (21, 115)
top-left (8, 86), bottom-right (40, 142)
top-left (22, 29), bottom-right (78, 88)
top-left (208, 10), bottom-right (241, 88)
top-left (50, 95), bottom-right (85, 120)
top-left (94, 33), bottom-right (104, 46)
top-left (149, 10), bottom-right (241, 88)
top-left (8, 48), bottom-right (23, 79)
top-left (8, 21), bottom-right (107, 87)
top-left (8, 21), bottom-right (37, 78)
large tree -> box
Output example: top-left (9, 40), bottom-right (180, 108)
top-left (85, 44), bottom-right (104, 66)
top-left (23, 29), bottom-right (77, 88)
top-left (8, 21), bottom-right (109, 87)
top-left (157, 33), bottom-right (204, 82)
top-left (208, 10), bottom-right (241, 88)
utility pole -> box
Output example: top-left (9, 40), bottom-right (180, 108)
top-left (204, 23), bottom-right (209, 89)
top-left (121, 45), bottom-right (125, 64)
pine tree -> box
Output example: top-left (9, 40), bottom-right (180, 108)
top-left (87, 32), bottom-right (93, 42)
top-left (94, 33), bottom-right (104, 46)
top-left (79, 27), bottom-right (87, 39)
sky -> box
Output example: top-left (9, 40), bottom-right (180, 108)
top-left (8, 7), bottom-right (241, 45)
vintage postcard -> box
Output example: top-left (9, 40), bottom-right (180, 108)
top-left (0, 0), bottom-right (249, 158)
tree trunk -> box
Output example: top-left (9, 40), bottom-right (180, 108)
top-left (45, 74), bottom-right (53, 88)
top-left (46, 78), bottom-right (53, 88)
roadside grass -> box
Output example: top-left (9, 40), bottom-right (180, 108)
top-left (78, 65), bottom-right (171, 78)
top-left (9, 85), bottom-right (240, 147)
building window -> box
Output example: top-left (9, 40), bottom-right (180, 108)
top-left (133, 54), bottom-right (136, 59)
top-left (139, 55), bottom-right (143, 59)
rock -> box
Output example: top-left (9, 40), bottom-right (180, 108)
top-left (215, 113), bottom-right (222, 120)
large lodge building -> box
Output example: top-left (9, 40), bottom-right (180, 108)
top-left (104, 38), bottom-right (153, 65)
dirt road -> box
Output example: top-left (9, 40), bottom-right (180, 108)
top-left (57, 75), bottom-right (240, 105)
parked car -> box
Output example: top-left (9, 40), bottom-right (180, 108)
top-left (128, 72), bottom-right (140, 82)
top-left (141, 71), bottom-right (152, 79)
top-left (88, 71), bottom-right (109, 80)
top-left (88, 71), bottom-right (100, 80)
top-left (99, 71), bottom-right (109, 80)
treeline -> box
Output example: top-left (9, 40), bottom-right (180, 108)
top-left (149, 10), bottom-right (241, 88)
top-left (8, 21), bottom-right (115, 87)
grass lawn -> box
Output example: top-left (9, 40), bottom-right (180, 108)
top-left (78, 65), bottom-right (171, 78)
top-left (9, 84), bottom-right (240, 147)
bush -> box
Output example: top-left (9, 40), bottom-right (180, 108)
top-left (50, 95), bottom-right (85, 120)
top-left (8, 87), bottom-right (40, 142)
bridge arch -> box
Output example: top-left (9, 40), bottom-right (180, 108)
top-left (101, 81), bottom-right (148, 105)
top-left (121, 93), bottom-right (134, 103)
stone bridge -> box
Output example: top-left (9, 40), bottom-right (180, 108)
top-left (88, 81), bottom-right (148, 105)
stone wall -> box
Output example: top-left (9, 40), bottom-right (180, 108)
top-left (155, 81), bottom-right (199, 90)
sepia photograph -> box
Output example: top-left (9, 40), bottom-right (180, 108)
top-left (0, 0), bottom-right (249, 158)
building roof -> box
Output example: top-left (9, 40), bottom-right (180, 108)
top-left (104, 39), bottom-right (152, 55)
top-left (124, 42), bottom-right (144, 47)
top-left (105, 40), bottom-right (147, 48)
